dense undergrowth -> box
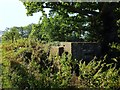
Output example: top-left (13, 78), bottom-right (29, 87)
top-left (1, 39), bottom-right (120, 89)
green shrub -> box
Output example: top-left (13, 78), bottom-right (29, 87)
top-left (2, 39), bottom-right (72, 89)
top-left (77, 58), bottom-right (120, 89)
top-left (2, 39), bottom-right (120, 89)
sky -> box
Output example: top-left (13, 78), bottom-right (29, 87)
top-left (0, 0), bottom-right (42, 31)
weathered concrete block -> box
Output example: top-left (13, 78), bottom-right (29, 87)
top-left (60, 42), bottom-right (101, 61)
top-left (50, 46), bottom-right (64, 56)
top-left (60, 42), bottom-right (72, 54)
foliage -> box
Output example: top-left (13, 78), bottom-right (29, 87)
top-left (2, 24), bottom-right (33, 43)
top-left (21, 2), bottom-right (120, 56)
top-left (2, 27), bottom-right (21, 43)
top-left (2, 39), bottom-right (120, 89)
top-left (2, 39), bottom-right (72, 88)
top-left (39, 14), bottom-right (84, 42)
top-left (28, 24), bottom-right (41, 40)
top-left (1, 2), bottom-right (120, 89)
top-left (19, 24), bottom-right (33, 38)
top-left (78, 58), bottom-right (120, 89)
top-left (22, 2), bottom-right (120, 37)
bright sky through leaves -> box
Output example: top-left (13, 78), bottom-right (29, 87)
top-left (0, 0), bottom-right (42, 31)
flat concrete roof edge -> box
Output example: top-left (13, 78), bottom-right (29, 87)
top-left (60, 42), bottom-right (99, 43)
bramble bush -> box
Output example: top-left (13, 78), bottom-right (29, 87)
top-left (2, 39), bottom-right (72, 89)
top-left (1, 39), bottom-right (120, 89)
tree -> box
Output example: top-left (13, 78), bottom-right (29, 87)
top-left (20, 24), bottom-right (32, 38)
top-left (2, 27), bottom-right (20, 43)
top-left (28, 13), bottom-right (84, 42)
top-left (39, 13), bottom-right (84, 41)
top-left (28, 23), bottom-right (41, 40)
top-left (21, 1), bottom-right (120, 55)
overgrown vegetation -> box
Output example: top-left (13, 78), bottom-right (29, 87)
top-left (1, 39), bottom-right (120, 89)
top-left (1, 2), bottom-right (120, 89)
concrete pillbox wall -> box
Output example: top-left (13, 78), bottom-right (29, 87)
top-left (60, 42), bottom-right (101, 61)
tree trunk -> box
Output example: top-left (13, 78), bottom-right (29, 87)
top-left (100, 3), bottom-right (119, 55)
